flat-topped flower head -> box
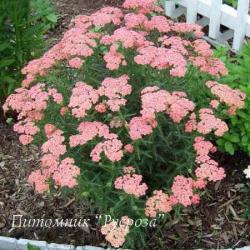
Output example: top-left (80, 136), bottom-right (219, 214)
top-left (114, 168), bottom-right (148, 197)
top-left (52, 158), bottom-right (80, 188)
top-left (206, 81), bottom-right (246, 114)
top-left (90, 7), bottom-right (124, 27)
top-left (69, 82), bottom-right (99, 118)
top-left (123, 0), bottom-right (163, 14)
top-left (98, 75), bottom-right (132, 111)
top-left (197, 108), bottom-right (228, 136)
top-left (145, 190), bottom-right (173, 217)
top-left (101, 216), bottom-right (132, 248)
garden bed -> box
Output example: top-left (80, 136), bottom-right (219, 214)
top-left (1, 111), bottom-right (250, 248)
top-left (1, 0), bottom-right (250, 249)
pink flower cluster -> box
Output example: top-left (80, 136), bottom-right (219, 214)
top-left (3, 83), bottom-right (63, 145)
top-left (190, 56), bottom-right (228, 77)
top-left (184, 81), bottom-right (246, 138)
top-left (13, 121), bottom-right (40, 145)
top-left (21, 28), bottom-right (97, 86)
top-left (193, 136), bottom-right (225, 182)
top-left (166, 92), bottom-right (196, 123)
top-left (134, 34), bottom-right (228, 77)
top-left (98, 74), bottom-right (132, 111)
top-left (28, 125), bottom-right (80, 193)
top-left (145, 16), bottom-right (172, 32)
top-left (68, 57), bottom-right (84, 69)
top-left (42, 125), bottom-right (66, 157)
top-left (27, 170), bottom-right (50, 193)
top-left (124, 13), bottom-right (174, 33)
top-left (123, 0), bottom-right (163, 14)
top-left (69, 76), bottom-right (132, 116)
top-left (193, 39), bottom-right (212, 57)
top-left (190, 39), bottom-right (228, 76)
top-left (129, 116), bottom-right (157, 140)
top-left (89, 7), bottom-right (124, 27)
top-left (141, 86), bottom-right (195, 122)
top-left (171, 175), bottom-right (201, 206)
top-left (73, 7), bottom-right (123, 31)
top-left (129, 86), bottom-right (195, 140)
top-left (101, 27), bottom-right (150, 49)
top-left (159, 36), bottom-right (190, 55)
top-left (124, 13), bottom-right (148, 29)
top-left (114, 166), bottom-right (148, 197)
top-left (134, 45), bottom-right (188, 77)
top-left (206, 80), bottom-right (246, 115)
top-left (53, 158), bottom-right (80, 188)
top-left (172, 23), bottom-right (204, 38)
top-left (69, 82), bottom-right (99, 118)
top-left (70, 122), bottom-right (116, 146)
top-left (3, 83), bottom-right (49, 120)
top-left (140, 86), bottom-right (174, 118)
top-left (90, 138), bottom-right (123, 162)
top-left (124, 144), bottom-right (134, 153)
top-left (103, 44), bottom-right (127, 70)
top-left (145, 190), bottom-right (173, 217)
top-left (70, 122), bottom-right (123, 162)
top-left (197, 108), bottom-right (228, 136)
top-left (185, 109), bottom-right (229, 137)
top-left (145, 174), bottom-right (205, 217)
top-left (101, 216), bottom-right (133, 248)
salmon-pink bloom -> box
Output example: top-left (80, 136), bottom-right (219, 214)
top-left (101, 216), bottom-right (132, 248)
top-left (95, 103), bottom-right (107, 113)
top-left (114, 172), bottom-right (148, 197)
top-left (124, 144), bottom-right (134, 153)
top-left (68, 57), bottom-right (84, 69)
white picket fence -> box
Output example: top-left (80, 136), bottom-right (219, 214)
top-left (164, 0), bottom-right (250, 51)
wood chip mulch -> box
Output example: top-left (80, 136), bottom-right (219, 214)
top-left (148, 152), bottom-right (250, 249)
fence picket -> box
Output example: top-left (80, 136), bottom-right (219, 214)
top-left (209, 0), bottom-right (222, 39)
top-left (232, 0), bottom-right (250, 50)
top-left (165, 0), bottom-right (176, 18)
top-left (164, 0), bottom-right (250, 51)
top-left (187, 0), bottom-right (198, 23)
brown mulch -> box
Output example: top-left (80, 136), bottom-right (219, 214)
top-left (1, 0), bottom-right (250, 249)
top-left (149, 152), bottom-right (250, 249)
top-left (0, 114), bottom-right (104, 246)
top-left (47, 0), bottom-right (123, 43)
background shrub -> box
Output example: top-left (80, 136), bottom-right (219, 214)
top-left (216, 44), bottom-right (250, 155)
top-left (0, 0), bottom-right (57, 101)
top-left (223, 0), bottom-right (238, 7)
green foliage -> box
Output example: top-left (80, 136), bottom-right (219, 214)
top-left (31, 0), bottom-right (58, 28)
top-left (27, 243), bottom-right (40, 250)
top-left (223, 0), bottom-right (238, 7)
top-left (215, 44), bottom-right (250, 155)
top-left (0, 0), bottom-right (57, 100)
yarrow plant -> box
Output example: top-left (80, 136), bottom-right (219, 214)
top-left (3, 0), bottom-right (246, 248)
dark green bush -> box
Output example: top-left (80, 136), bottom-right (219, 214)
top-left (216, 44), bottom-right (250, 155)
top-left (0, 0), bottom-right (57, 100)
